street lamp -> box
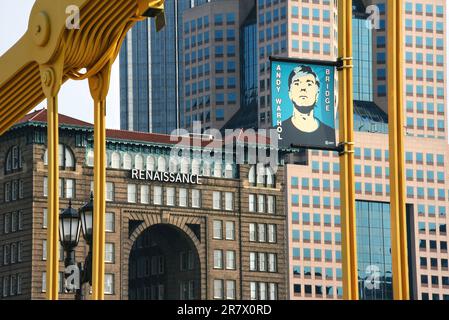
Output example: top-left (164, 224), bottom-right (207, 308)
top-left (79, 193), bottom-right (94, 245)
top-left (59, 200), bottom-right (81, 267)
top-left (59, 194), bottom-right (94, 300)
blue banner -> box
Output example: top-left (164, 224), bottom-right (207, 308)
top-left (271, 59), bottom-right (337, 149)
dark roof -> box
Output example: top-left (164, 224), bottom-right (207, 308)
top-left (15, 108), bottom-right (93, 128)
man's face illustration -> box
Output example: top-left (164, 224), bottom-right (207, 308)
top-left (289, 73), bottom-right (319, 110)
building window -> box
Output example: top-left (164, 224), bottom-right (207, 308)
top-left (106, 182), bottom-right (114, 202)
top-left (258, 224), bottom-right (267, 242)
top-left (214, 250), bottom-right (223, 269)
top-left (213, 191), bottom-right (221, 210)
top-left (18, 180), bottom-right (24, 199)
top-left (268, 224), bottom-right (277, 243)
top-left (250, 252), bottom-right (257, 271)
top-left (225, 221), bottom-right (235, 240)
top-left (104, 274), bottom-right (114, 295)
top-left (41, 272), bottom-right (46, 293)
top-left (65, 179), bottom-right (75, 199)
top-left (105, 243), bottom-right (114, 263)
top-left (179, 188), bottom-right (187, 207)
top-left (4, 213), bottom-right (10, 234)
top-left (226, 251), bottom-right (236, 270)
top-left (127, 184), bottom-right (137, 203)
top-left (249, 194), bottom-right (256, 212)
top-left (250, 282), bottom-right (257, 300)
top-left (192, 189), bottom-right (201, 208)
top-left (140, 185), bottom-right (149, 204)
top-left (153, 186), bottom-right (162, 205)
top-left (258, 253), bottom-right (266, 272)
top-left (111, 152), bottom-right (120, 168)
top-left (166, 187), bottom-right (175, 206)
top-left (225, 192), bottom-right (233, 211)
top-left (214, 280), bottom-right (224, 299)
top-left (123, 153), bottom-right (132, 170)
top-left (213, 220), bottom-right (222, 239)
top-left (268, 253), bottom-right (277, 272)
top-left (226, 280), bottom-right (236, 300)
top-left (249, 223), bottom-right (256, 242)
top-left (267, 196), bottom-right (275, 214)
top-left (257, 195), bottom-right (265, 213)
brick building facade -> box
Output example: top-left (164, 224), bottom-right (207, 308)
top-left (0, 109), bottom-right (288, 300)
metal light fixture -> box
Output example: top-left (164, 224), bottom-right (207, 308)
top-left (79, 192), bottom-right (94, 245)
top-left (59, 200), bottom-right (81, 266)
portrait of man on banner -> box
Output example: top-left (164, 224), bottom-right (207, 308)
top-left (271, 59), bottom-right (337, 149)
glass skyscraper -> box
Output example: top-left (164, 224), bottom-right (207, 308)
top-left (356, 201), bottom-right (393, 300)
top-left (120, 0), bottom-right (190, 134)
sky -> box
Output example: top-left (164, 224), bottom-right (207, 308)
top-left (1, 1), bottom-right (449, 132)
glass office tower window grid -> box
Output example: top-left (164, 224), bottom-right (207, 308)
top-left (356, 201), bottom-right (393, 300)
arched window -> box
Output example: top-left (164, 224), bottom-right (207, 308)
top-left (248, 165), bottom-right (256, 185)
top-left (146, 156), bottom-right (155, 171)
top-left (192, 159), bottom-right (201, 175)
top-left (123, 153), bottom-right (132, 170)
top-left (213, 162), bottom-right (222, 178)
top-left (256, 163), bottom-right (265, 185)
top-left (266, 167), bottom-right (275, 187)
top-left (45, 144), bottom-right (75, 169)
top-left (157, 156), bottom-right (167, 172)
top-left (203, 161), bottom-right (211, 176)
top-left (169, 158), bottom-right (179, 173)
top-left (111, 152), bottom-right (120, 169)
top-left (225, 163), bottom-right (233, 178)
top-left (87, 150), bottom-right (94, 167)
top-left (135, 154), bottom-right (144, 170)
top-left (5, 145), bottom-right (22, 174)
top-left (180, 158), bottom-right (190, 174)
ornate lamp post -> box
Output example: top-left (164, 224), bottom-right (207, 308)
top-left (59, 194), bottom-right (94, 300)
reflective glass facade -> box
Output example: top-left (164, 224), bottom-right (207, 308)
top-left (356, 201), bottom-right (393, 300)
top-left (240, 7), bottom-right (258, 110)
top-left (120, 0), bottom-right (190, 134)
top-left (353, 15), bottom-right (374, 101)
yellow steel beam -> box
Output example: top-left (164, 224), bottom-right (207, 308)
top-left (88, 62), bottom-right (112, 300)
top-left (337, 0), bottom-right (358, 300)
top-left (40, 52), bottom-right (65, 300)
top-left (387, 0), bottom-right (410, 300)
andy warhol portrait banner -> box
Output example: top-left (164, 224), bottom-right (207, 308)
top-left (271, 57), bottom-right (337, 150)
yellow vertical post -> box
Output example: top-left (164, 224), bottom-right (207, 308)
top-left (337, 0), bottom-right (358, 300)
top-left (89, 63), bottom-right (112, 300)
top-left (40, 58), bottom-right (64, 300)
top-left (387, 0), bottom-right (409, 300)
top-left (45, 95), bottom-right (60, 300)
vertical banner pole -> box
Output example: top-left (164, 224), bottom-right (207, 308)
top-left (387, 0), bottom-right (410, 300)
top-left (337, 0), bottom-right (358, 300)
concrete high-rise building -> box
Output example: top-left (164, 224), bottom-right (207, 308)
top-left (119, 0), bottom-right (190, 134)
top-left (287, 0), bottom-right (448, 300)
top-left (181, 0), bottom-right (256, 131)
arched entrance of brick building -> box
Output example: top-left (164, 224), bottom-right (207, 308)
top-left (128, 224), bottom-right (201, 300)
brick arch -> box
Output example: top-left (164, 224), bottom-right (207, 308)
top-left (121, 212), bottom-right (207, 300)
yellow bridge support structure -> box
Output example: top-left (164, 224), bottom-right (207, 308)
top-left (387, 0), bottom-right (410, 300)
top-left (337, 0), bottom-right (358, 300)
top-left (0, 0), bottom-right (165, 300)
